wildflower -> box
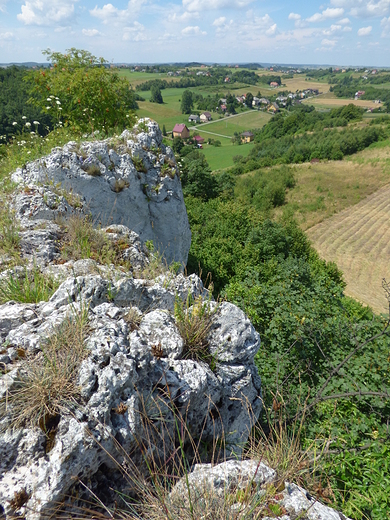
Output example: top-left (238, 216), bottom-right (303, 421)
top-left (25, 122), bottom-right (31, 127)
top-left (12, 122), bottom-right (18, 126)
top-left (58, 107), bottom-right (62, 110)
top-left (22, 116), bottom-right (27, 120)
top-left (27, 151), bottom-right (31, 154)
top-left (33, 121), bottom-right (40, 125)
top-left (30, 132), bottom-right (35, 135)
top-left (56, 100), bottom-right (61, 105)
top-left (47, 98), bottom-right (51, 101)
top-left (46, 106), bottom-right (51, 110)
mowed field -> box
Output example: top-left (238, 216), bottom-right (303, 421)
top-left (302, 92), bottom-right (383, 110)
top-left (307, 184), bottom-right (390, 314)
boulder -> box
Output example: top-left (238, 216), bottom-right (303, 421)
top-left (0, 266), bottom-right (262, 519)
top-left (11, 119), bottom-right (191, 266)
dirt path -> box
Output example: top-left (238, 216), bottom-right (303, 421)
top-left (306, 184), bottom-right (390, 314)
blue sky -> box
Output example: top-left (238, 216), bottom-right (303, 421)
top-left (0, 0), bottom-right (389, 65)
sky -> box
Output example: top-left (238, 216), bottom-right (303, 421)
top-left (0, 0), bottom-right (390, 66)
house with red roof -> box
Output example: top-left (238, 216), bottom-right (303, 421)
top-left (172, 124), bottom-right (190, 139)
top-left (193, 135), bottom-right (205, 144)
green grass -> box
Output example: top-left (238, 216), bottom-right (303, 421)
top-left (196, 111), bottom-right (271, 137)
top-left (201, 141), bottom-right (255, 170)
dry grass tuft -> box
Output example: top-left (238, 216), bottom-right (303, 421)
top-left (124, 306), bottom-right (142, 331)
top-left (174, 294), bottom-right (216, 366)
top-left (60, 214), bottom-right (131, 268)
top-left (2, 303), bottom-right (90, 430)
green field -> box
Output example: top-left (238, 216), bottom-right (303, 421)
top-left (200, 141), bottom-right (255, 170)
top-left (196, 111), bottom-right (271, 137)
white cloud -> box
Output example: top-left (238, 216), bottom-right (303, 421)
top-left (183, 0), bottom-right (253, 13)
top-left (358, 25), bottom-right (372, 35)
top-left (17, 0), bottom-right (77, 26)
top-left (343, 25), bottom-right (352, 31)
top-left (90, 0), bottom-right (145, 24)
top-left (213, 16), bottom-right (226, 26)
top-left (123, 21), bottom-right (147, 40)
top-left (381, 16), bottom-right (390, 35)
top-left (288, 12), bottom-right (305, 27)
top-left (330, 0), bottom-right (390, 18)
top-left (321, 38), bottom-right (337, 45)
top-left (339, 17), bottom-right (351, 23)
top-left (181, 25), bottom-right (207, 35)
top-left (266, 23), bottom-right (277, 35)
top-left (322, 24), bottom-right (342, 34)
top-left (82, 28), bottom-right (101, 37)
top-left (0, 0), bottom-right (8, 13)
top-left (0, 31), bottom-right (13, 39)
top-left (169, 11), bottom-right (199, 22)
top-left (307, 7), bottom-right (345, 22)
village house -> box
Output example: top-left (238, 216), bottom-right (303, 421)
top-left (193, 135), bottom-right (205, 147)
top-left (220, 104), bottom-right (227, 112)
top-left (355, 90), bottom-right (365, 100)
top-left (270, 82), bottom-right (279, 88)
top-left (200, 112), bottom-right (212, 122)
top-left (172, 124), bottom-right (190, 139)
top-left (241, 131), bottom-right (254, 143)
top-left (268, 102), bottom-right (279, 113)
top-left (252, 96), bottom-right (261, 107)
top-left (188, 114), bottom-right (200, 123)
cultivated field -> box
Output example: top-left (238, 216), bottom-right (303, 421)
top-left (303, 92), bottom-right (383, 109)
top-left (307, 183), bottom-right (390, 314)
top-left (274, 146), bottom-right (390, 230)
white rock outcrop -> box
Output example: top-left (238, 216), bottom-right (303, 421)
top-left (11, 119), bottom-right (191, 266)
top-left (0, 256), bottom-right (262, 518)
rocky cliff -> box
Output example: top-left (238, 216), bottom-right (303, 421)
top-left (11, 119), bottom-right (191, 266)
top-left (0, 121), bottom-right (350, 520)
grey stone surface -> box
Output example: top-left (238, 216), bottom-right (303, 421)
top-left (0, 267), bottom-right (262, 519)
top-left (10, 119), bottom-right (191, 266)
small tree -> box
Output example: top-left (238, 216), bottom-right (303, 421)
top-left (150, 85), bottom-right (163, 104)
top-left (162, 124), bottom-right (167, 136)
top-left (181, 90), bottom-right (193, 114)
top-left (27, 48), bottom-right (136, 134)
top-left (246, 92), bottom-right (253, 109)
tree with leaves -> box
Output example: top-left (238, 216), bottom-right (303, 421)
top-left (150, 85), bottom-right (163, 104)
top-left (27, 48), bottom-right (136, 134)
top-left (246, 92), bottom-right (253, 109)
top-left (181, 90), bottom-right (194, 114)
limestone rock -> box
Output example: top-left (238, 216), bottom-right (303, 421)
top-left (10, 118), bottom-right (191, 266)
top-left (0, 269), bottom-right (262, 519)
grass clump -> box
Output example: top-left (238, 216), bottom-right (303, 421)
top-left (0, 205), bottom-right (20, 265)
top-left (132, 155), bottom-right (148, 173)
top-left (60, 214), bottom-right (131, 268)
top-left (0, 266), bottom-right (59, 304)
top-left (112, 178), bottom-right (130, 192)
top-left (1, 303), bottom-right (90, 430)
top-left (82, 163), bottom-right (101, 176)
top-left (174, 293), bottom-right (216, 365)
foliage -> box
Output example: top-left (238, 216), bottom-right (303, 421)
top-left (26, 48), bottom-right (137, 133)
top-left (150, 85), bottom-right (164, 104)
top-left (0, 66), bottom-right (53, 139)
top-left (180, 150), bottom-right (219, 200)
top-left (181, 90), bottom-right (194, 114)
top-left (246, 92), bottom-right (253, 109)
